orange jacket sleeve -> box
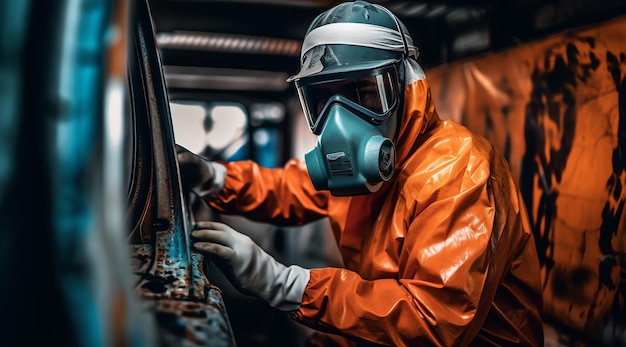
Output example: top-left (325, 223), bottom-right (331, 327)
top-left (292, 214), bottom-right (492, 345)
top-left (207, 159), bottom-right (330, 226)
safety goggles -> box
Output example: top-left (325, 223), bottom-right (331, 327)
top-left (295, 62), bottom-right (401, 135)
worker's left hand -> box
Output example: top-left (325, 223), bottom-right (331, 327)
top-left (191, 221), bottom-right (310, 312)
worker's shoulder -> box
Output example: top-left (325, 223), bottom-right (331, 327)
top-left (402, 119), bottom-right (494, 183)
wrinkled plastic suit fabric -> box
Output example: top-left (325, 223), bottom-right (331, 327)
top-left (208, 76), bottom-right (544, 346)
top-left (426, 17), bottom-right (626, 344)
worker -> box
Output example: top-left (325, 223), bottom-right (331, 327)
top-left (177, 1), bottom-right (544, 346)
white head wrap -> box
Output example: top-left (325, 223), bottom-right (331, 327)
top-left (300, 22), bottom-right (419, 60)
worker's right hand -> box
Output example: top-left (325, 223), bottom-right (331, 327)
top-left (176, 144), bottom-right (220, 197)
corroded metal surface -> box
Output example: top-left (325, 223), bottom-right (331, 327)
top-left (126, 0), bottom-right (237, 345)
top-left (151, 288), bottom-right (234, 347)
top-left (134, 238), bottom-right (210, 302)
top-left (131, 244), bottom-right (236, 347)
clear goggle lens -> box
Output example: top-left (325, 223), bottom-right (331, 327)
top-left (296, 64), bottom-right (399, 134)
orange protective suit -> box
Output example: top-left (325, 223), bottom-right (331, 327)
top-left (208, 76), bottom-right (544, 346)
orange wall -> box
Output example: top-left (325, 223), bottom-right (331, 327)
top-left (427, 16), bottom-right (626, 341)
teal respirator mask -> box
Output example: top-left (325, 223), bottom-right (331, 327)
top-left (295, 61), bottom-right (402, 196)
top-left (287, 1), bottom-right (418, 196)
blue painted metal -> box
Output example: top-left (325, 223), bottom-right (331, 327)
top-left (51, 1), bottom-right (111, 345)
top-left (0, 0), bottom-right (237, 344)
top-left (127, 0), bottom-right (237, 345)
top-left (0, 0), bottom-right (157, 346)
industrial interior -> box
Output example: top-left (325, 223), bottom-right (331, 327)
top-left (2, 0), bottom-right (626, 346)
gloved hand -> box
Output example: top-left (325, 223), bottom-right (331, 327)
top-left (176, 144), bottom-right (224, 197)
top-left (191, 221), bottom-right (310, 312)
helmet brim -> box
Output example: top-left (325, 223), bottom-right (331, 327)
top-left (287, 58), bottom-right (399, 83)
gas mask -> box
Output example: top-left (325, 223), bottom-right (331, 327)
top-left (286, 1), bottom-right (419, 196)
top-left (295, 61), bottom-right (403, 196)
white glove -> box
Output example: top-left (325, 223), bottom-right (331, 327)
top-left (191, 221), bottom-right (310, 312)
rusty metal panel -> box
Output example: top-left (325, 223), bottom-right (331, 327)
top-left (428, 16), bottom-right (626, 345)
top-left (126, 0), bottom-right (237, 345)
top-left (131, 245), bottom-right (237, 347)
